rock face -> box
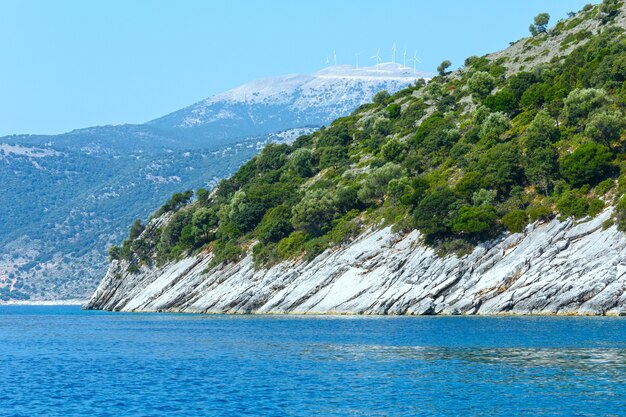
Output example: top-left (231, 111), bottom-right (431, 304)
top-left (85, 208), bottom-right (626, 315)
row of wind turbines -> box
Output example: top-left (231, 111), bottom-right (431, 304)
top-left (325, 43), bottom-right (421, 73)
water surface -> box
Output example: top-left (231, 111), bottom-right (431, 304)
top-left (1, 306), bottom-right (625, 416)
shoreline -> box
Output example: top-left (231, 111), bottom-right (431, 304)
top-left (2, 299), bottom-right (87, 306)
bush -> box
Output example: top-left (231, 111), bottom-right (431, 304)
top-left (452, 205), bottom-right (497, 236)
top-left (277, 231), bottom-right (309, 258)
top-left (501, 210), bottom-right (528, 233)
top-left (414, 187), bottom-right (462, 236)
top-left (256, 205), bottom-right (294, 243)
top-left (479, 112), bottom-right (512, 144)
top-left (468, 71), bottom-right (496, 98)
top-left (584, 110), bottom-right (624, 145)
top-left (373, 90), bottom-right (390, 105)
top-left (563, 88), bottom-right (610, 126)
top-left (527, 204), bottom-right (554, 222)
top-left (387, 103), bottom-right (401, 119)
top-left (559, 142), bottom-right (614, 187)
top-left (556, 192), bottom-right (590, 219)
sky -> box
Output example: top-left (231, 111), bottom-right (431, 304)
top-left (1, 0), bottom-right (592, 136)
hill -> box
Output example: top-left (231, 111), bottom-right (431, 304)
top-left (0, 64), bottom-right (422, 302)
top-left (87, 1), bottom-right (626, 315)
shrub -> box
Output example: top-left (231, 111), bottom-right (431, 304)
top-left (452, 205), bottom-right (497, 236)
top-left (556, 192), bottom-right (590, 219)
top-left (559, 142), bottom-right (614, 187)
top-left (373, 90), bottom-right (390, 105)
top-left (501, 210), bottom-right (529, 233)
top-left (479, 112), bottom-right (512, 144)
top-left (414, 187), bottom-right (462, 236)
top-left (468, 71), bottom-right (496, 98)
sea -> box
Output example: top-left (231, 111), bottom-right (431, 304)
top-left (0, 305), bottom-right (625, 416)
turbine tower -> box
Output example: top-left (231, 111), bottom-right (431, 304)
top-left (325, 55), bottom-right (330, 65)
top-left (403, 48), bottom-right (407, 68)
top-left (391, 42), bottom-right (396, 63)
top-left (371, 48), bottom-right (381, 67)
top-left (355, 52), bottom-right (361, 69)
top-left (411, 51), bottom-right (422, 74)
top-left (333, 50), bottom-right (337, 66)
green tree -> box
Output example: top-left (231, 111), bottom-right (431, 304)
top-left (437, 60), bottom-right (452, 76)
top-left (381, 139), bottom-right (407, 162)
top-left (289, 148), bottom-right (316, 177)
top-left (563, 88), bottom-right (610, 126)
top-left (559, 142), bottom-right (614, 187)
top-left (373, 90), bottom-right (390, 105)
top-left (128, 219), bottom-right (144, 240)
top-left (599, 0), bottom-right (621, 24)
top-left (387, 103), bottom-right (401, 119)
top-left (357, 163), bottom-right (404, 204)
top-left (452, 205), bottom-right (497, 236)
top-left (414, 187), bottom-right (462, 236)
top-left (256, 205), bottom-right (294, 243)
top-left (192, 207), bottom-right (218, 243)
top-left (468, 71), bottom-right (496, 98)
top-left (525, 146), bottom-right (558, 195)
top-left (291, 189), bottom-right (336, 236)
top-left (501, 210), bottom-right (528, 233)
top-left (584, 110), bottom-right (624, 145)
top-left (479, 112), bottom-right (512, 144)
top-left (529, 13), bottom-right (550, 36)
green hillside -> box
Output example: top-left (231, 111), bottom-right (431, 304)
top-left (112, 1), bottom-right (626, 271)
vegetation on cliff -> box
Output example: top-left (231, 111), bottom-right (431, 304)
top-left (111, 1), bottom-right (626, 270)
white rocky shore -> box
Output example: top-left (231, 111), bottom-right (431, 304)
top-left (85, 208), bottom-right (626, 316)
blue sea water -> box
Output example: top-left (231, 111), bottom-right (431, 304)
top-left (0, 306), bottom-right (625, 416)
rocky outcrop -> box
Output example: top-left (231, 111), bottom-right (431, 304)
top-left (85, 208), bottom-right (626, 315)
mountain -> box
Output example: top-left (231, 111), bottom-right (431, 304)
top-left (87, 1), bottom-right (626, 315)
top-left (149, 64), bottom-right (427, 145)
top-left (0, 64), bottom-right (426, 302)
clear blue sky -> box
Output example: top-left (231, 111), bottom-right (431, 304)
top-left (0, 0), bottom-right (592, 136)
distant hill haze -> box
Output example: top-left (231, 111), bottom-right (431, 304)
top-left (0, 63), bottom-right (428, 301)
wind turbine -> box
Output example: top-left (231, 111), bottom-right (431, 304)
top-left (403, 48), bottom-right (407, 68)
top-left (333, 50), bottom-right (337, 66)
top-left (355, 52), bottom-right (361, 69)
top-left (391, 42), bottom-right (396, 64)
top-left (411, 50), bottom-right (422, 73)
top-left (325, 55), bottom-right (330, 65)
top-left (371, 48), bottom-right (381, 67)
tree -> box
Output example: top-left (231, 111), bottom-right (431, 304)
top-left (529, 13), bottom-right (550, 36)
top-left (584, 110), bottom-right (624, 146)
top-left (437, 60), bottom-right (452, 76)
top-left (559, 142), bottom-right (614, 187)
top-left (290, 148), bottom-right (316, 177)
top-left (192, 207), bottom-right (218, 243)
top-left (501, 210), bottom-right (528, 233)
top-left (128, 219), bottom-right (144, 240)
top-left (414, 187), bottom-right (462, 236)
top-left (468, 71), bottom-right (496, 99)
top-left (291, 189), bottom-right (336, 236)
top-left (373, 90), bottom-right (390, 105)
top-left (452, 205), bottom-right (497, 236)
top-left (599, 0), bottom-right (621, 24)
top-left (474, 142), bottom-right (524, 194)
top-left (479, 112), bottom-right (512, 144)
top-left (525, 146), bottom-right (558, 195)
top-left (256, 205), bottom-right (293, 243)
top-left (525, 111), bottom-right (560, 150)
top-left (563, 88), bottom-right (610, 126)
top-left (381, 139), bottom-right (407, 163)
top-left (357, 163), bottom-right (404, 204)
top-left (387, 103), bottom-right (401, 119)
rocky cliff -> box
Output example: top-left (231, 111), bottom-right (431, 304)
top-left (85, 208), bottom-right (626, 315)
